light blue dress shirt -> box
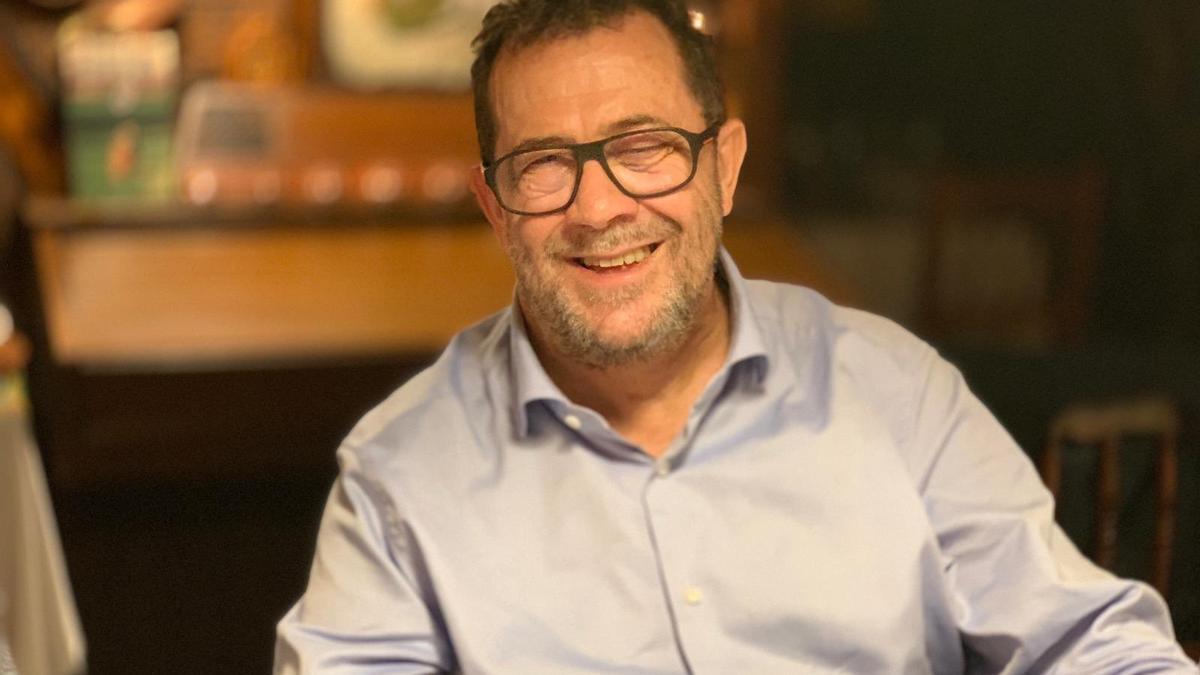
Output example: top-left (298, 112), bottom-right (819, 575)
top-left (276, 250), bottom-right (1198, 674)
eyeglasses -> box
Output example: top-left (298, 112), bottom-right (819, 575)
top-left (483, 123), bottom-right (722, 216)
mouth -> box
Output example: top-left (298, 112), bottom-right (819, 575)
top-left (572, 243), bottom-right (661, 272)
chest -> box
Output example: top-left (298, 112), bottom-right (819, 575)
top-left (404, 412), bottom-right (961, 674)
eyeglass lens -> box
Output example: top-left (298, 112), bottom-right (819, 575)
top-left (494, 129), bottom-right (698, 215)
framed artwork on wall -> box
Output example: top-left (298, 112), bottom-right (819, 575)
top-left (321, 0), bottom-right (496, 91)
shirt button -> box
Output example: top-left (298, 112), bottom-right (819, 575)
top-left (684, 587), bottom-right (704, 605)
top-left (563, 414), bottom-right (582, 431)
top-left (654, 457), bottom-right (671, 477)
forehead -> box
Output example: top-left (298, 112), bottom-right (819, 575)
top-left (488, 11), bottom-right (706, 153)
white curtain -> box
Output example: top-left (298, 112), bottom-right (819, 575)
top-left (0, 377), bottom-right (85, 675)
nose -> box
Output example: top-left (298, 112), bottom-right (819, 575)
top-left (567, 159), bottom-right (638, 228)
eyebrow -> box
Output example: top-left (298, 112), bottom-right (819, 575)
top-left (603, 115), bottom-right (671, 135)
top-left (507, 135), bottom-right (575, 156)
top-left (505, 115), bottom-right (673, 156)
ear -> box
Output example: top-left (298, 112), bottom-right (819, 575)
top-left (715, 119), bottom-right (748, 216)
top-left (470, 164), bottom-right (510, 243)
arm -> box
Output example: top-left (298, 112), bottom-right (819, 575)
top-left (274, 447), bottom-right (454, 675)
top-left (909, 349), bottom-right (1198, 673)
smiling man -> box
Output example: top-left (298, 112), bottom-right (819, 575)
top-left (472, 5), bottom-right (743, 457)
top-left (275, 2), bottom-right (1199, 673)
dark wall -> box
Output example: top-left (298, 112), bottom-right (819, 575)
top-left (778, 0), bottom-right (1200, 642)
top-left (781, 0), bottom-right (1200, 341)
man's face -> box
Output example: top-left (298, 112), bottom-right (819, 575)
top-left (473, 11), bottom-right (745, 369)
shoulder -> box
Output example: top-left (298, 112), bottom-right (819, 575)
top-left (743, 279), bottom-right (950, 454)
top-left (743, 278), bottom-right (936, 381)
top-left (337, 308), bottom-right (512, 478)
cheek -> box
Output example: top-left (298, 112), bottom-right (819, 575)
top-left (509, 219), bottom-right (559, 261)
top-left (658, 188), bottom-right (720, 242)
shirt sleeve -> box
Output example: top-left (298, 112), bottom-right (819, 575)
top-left (908, 347), bottom-right (1199, 674)
top-left (274, 446), bottom-right (453, 675)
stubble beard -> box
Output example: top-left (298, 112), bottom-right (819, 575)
top-left (509, 188), bottom-right (724, 371)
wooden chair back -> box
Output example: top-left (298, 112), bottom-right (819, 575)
top-left (1041, 397), bottom-right (1179, 595)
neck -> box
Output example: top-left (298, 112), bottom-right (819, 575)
top-left (526, 279), bottom-right (731, 457)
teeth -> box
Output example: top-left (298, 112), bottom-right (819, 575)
top-left (582, 245), bottom-right (651, 269)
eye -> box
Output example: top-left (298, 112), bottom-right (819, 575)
top-left (614, 141), bottom-right (671, 160)
top-left (523, 153), bottom-right (571, 173)
top-left (629, 144), bottom-right (672, 158)
top-left (607, 132), bottom-right (689, 171)
top-left (504, 149), bottom-right (575, 197)
top-left (511, 149), bottom-right (573, 176)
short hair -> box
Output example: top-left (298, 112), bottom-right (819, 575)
top-left (470, 0), bottom-right (725, 164)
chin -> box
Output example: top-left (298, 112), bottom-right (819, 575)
top-left (589, 328), bottom-right (657, 355)
top-left (578, 302), bottom-right (662, 341)
top-left (568, 308), bottom-right (691, 369)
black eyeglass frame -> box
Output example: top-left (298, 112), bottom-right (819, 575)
top-left (482, 122), bottom-right (723, 217)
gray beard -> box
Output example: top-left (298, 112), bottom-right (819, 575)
top-left (510, 211), bottom-right (722, 371)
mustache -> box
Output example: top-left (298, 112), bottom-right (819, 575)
top-left (546, 217), bottom-right (682, 257)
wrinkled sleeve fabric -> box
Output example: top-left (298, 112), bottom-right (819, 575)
top-left (274, 444), bottom-right (452, 675)
top-left (907, 345), bottom-right (1198, 674)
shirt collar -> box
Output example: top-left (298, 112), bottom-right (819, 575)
top-left (508, 246), bottom-right (771, 439)
top-left (718, 247), bottom-right (771, 391)
top-left (508, 299), bottom-right (569, 438)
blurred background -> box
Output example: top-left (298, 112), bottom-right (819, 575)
top-left (0, 0), bottom-right (1197, 673)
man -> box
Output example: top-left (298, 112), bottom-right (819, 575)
top-left (276, 1), bottom-right (1199, 672)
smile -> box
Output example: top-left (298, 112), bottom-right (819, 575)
top-left (574, 243), bottom-right (660, 271)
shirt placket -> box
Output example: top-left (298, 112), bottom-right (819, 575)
top-left (642, 447), bottom-right (710, 674)
top-left (638, 377), bottom-right (732, 675)
top-left (546, 370), bottom-right (740, 674)
top-left (638, 365), bottom-right (748, 667)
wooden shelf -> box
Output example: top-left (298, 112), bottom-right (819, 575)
top-left (28, 214), bottom-right (510, 369)
top-left (24, 196), bottom-right (853, 371)
top-left (22, 194), bottom-right (482, 232)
